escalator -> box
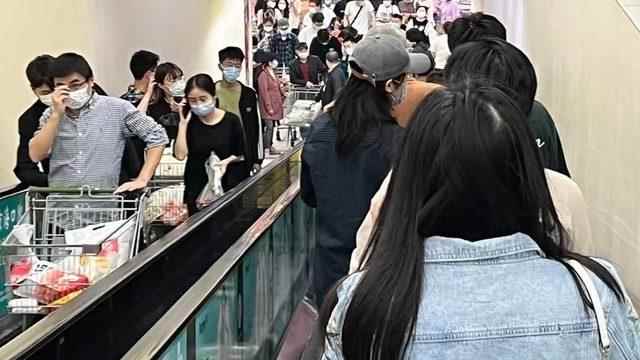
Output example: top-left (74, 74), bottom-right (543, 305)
top-left (0, 144), bottom-right (307, 360)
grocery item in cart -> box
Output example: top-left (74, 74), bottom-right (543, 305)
top-left (196, 151), bottom-right (225, 209)
top-left (160, 201), bottom-right (188, 226)
top-left (13, 260), bottom-right (89, 304)
top-left (144, 185), bottom-right (186, 224)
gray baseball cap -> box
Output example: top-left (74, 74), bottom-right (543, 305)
top-left (350, 32), bottom-right (432, 84)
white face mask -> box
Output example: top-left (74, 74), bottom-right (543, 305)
top-left (170, 79), bottom-right (186, 97)
top-left (344, 47), bottom-right (354, 56)
top-left (297, 51), bottom-right (309, 60)
top-left (39, 94), bottom-right (53, 107)
top-left (389, 80), bottom-right (407, 106)
top-left (264, 26), bottom-right (274, 32)
top-left (68, 85), bottom-right (92, 110)
top-left (191, 101), bottom-right (216, 117)
top-left (267, 1), bottom-right (276, 8)
top-left (383, 0), bottom-right (392, 6)
top-left (278, 2), bottom-right (287, 10)
top-left (417, 10), bottom-right (427, 19)
top-left (279, 29), bottom-right (288, 37)
top-left (270, 59), bottom-right (279, 68)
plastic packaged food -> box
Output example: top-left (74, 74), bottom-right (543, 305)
top-left (196, 152), bottom-right (225, 209)
top-left (13, 261), bottom-right (89, 304)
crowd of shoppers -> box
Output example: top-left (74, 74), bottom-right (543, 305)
top-left (295, 9), bottom-right (639, 360)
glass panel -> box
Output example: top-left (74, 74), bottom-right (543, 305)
top-left (155, 195), bottom-right (315, 360)
top-left (195, 269), bottom-right (239, 359)
top-left (159, 328), bottom-right (187, 360)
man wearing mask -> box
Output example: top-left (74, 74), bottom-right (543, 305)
top-left (344, 0), bottom-right (375, 36)
top-left (289, 42), bottom-right (326, 87)
top-left (271, 18), bottom-right (300, 69)
top-left (29, 53), bottom-right (168, 193)
top-left (216, 47), bottom-right (264, 175)
top-left (320, 50), bottom-right (346, 107)
top-left (298, 12), bottom-right (325, 46)
top-left (14, 55), bottom-right (55, 188)
top-left (303, 0), bottom-right (336, 29)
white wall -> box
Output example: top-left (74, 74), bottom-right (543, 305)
top-left (521, 0), bottom-right (640, 302)
top-left (477, 0), bottom-right (527, 51)
top-left (90, 0), bottom-right (246, 96)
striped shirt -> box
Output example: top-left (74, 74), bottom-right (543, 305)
top-left (38, 95), bottom-right (169, 189)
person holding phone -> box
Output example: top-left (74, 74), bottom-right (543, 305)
top-left (146, 63), bottom-right (185, 141)
top-left (29, 53), bottom-right (168, 193)
top-left (174, 74), bottom-right (247, 215)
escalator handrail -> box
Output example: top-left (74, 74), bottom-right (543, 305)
top-left (121, 179), bottom-right (302, 360)
top-left (0, 144), bottom-right (303, 360)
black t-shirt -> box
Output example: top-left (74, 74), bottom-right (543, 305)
top-left (183, 112), bottom-right (247, 210)
top-left (528, 101), bottom-right (571, 177)
top-left (310, 37), bottom-right (343, 62)
top-left (148, 98), bottom-right (179, 140)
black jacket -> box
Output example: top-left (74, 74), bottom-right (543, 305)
top-left (321, 66), bottom-right (347, 107)
top-left (301, 113), bottom-right (403, 249)
top-left (14, 101), bottom-right (49, 187)
top-left (216, 81), bottom-right (264, 171)
top-left (310, 37), bottom-right (343, 63)
top-left (288, 56), bottom-right (327, 86)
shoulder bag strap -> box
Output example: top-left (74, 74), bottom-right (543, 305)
top-left (565, 259), bottom-right (611, 357)
top-left (349, 5), bottom-right (365, 26)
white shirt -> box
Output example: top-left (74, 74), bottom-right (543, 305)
top-left (376, 4), bottom-right (401, 21)
top-left (430, 33), bottom-right (451, 69)
top-left (302, 7), bottom-right (336, 29)
top-left (345, 1), bottom-right (375, 35)
top-left (298, 25), bottom-right (321, 46)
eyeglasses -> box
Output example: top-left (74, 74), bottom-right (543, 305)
top-left (222, 61), bottom-right (243, 68)
top-left (66, 81), bottom-right (88, 92)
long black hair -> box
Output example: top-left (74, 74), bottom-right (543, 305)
top-left (329, 62), bottom-right (402, 156)
top-left (445, 37), bottom-right (537, 115)
top-left (320, 83), bottom-right (624, 359)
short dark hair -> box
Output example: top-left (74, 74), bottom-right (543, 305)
top-left (340, 27), bottom-right (362, 43)
top-left (445, 38), bottom-right (537, 115)
top-left (317, 29), bottom-right (331, 43)
top-left (311, 12), bottom-right (325, 24)
top-left (309, 0), bottom-right (321, 5)
top-left (129, 50), bottom-right (159, 80)
top-left (26, 55), bottom-right (54, 89)
top-left (50, 53), bottom-right (94, 81)
top-left (406, 28), bottom-right (429, 44)
top-left (447, 12), bottom-right (507, 50)
top-left (296, 42), bottom-right (309, 51)
top-left (219, 46), bottom-right (246, 63)
top-left (326, 50), bottom-right (340, 63)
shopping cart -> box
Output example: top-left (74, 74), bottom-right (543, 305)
top-left (280, 84), bottom-right (323, 147)
top-left (1, 186), bottom-right (145, 314)
top-left (144, 154), bottom-right (188, 245)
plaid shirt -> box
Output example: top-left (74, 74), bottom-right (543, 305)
top-left (270, 33), bottom-right (298, 67)
top-left (38, 95), bottom-right (169, 189)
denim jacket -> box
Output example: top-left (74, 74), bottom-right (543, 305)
top-left (323, 233), bottom-right (640, 359)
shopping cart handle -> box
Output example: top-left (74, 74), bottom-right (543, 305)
top-left (28, 186), bottom-right (148, 197)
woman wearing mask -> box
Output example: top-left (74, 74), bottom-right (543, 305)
top-left (257, 52), bottom-right (286, 155)
top-left (301, 32), bottom-right (430, 306)
top-left (258, 18), bottom-right (276, 50)
top-left (147, 62), bottom-right (185, 141)
top-left (320, 83), bottom-right (640, 359)
top-left (408, 5), bottom-right (435, 35)
top-left (257, 0), bottom-right (284, 25)
top-left (174, 74), bottom-right (246, 216)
